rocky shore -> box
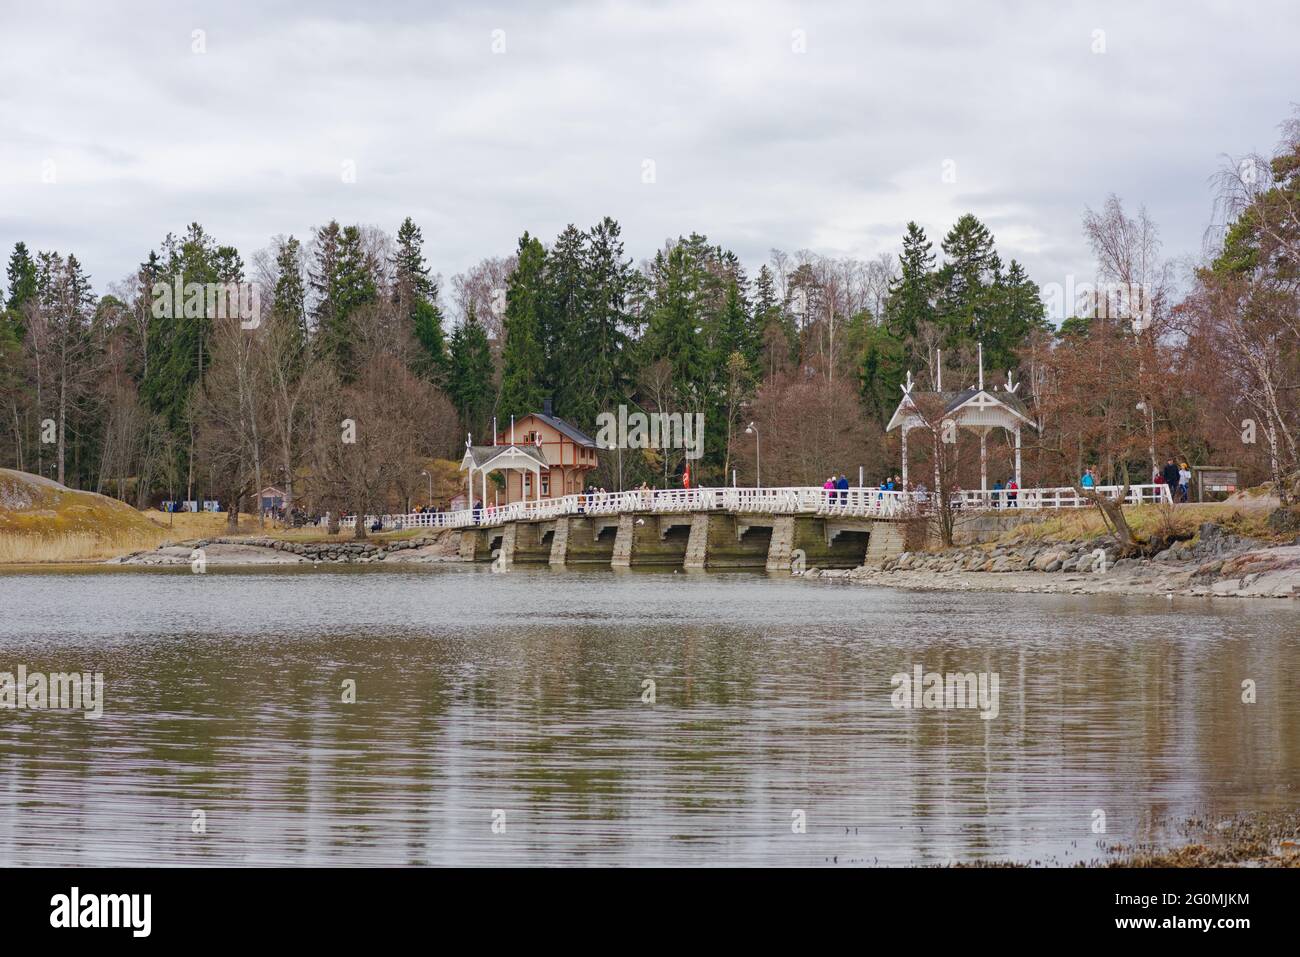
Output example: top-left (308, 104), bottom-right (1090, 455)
top-left (810, 523), bottom-right (1300, 600)
top-left (110, 531), bottom-right (460, 566)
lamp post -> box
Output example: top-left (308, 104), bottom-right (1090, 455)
top-left (420, 469), bottom-right (432, 506)
top-left (745, 422), bottom-right (761, 488)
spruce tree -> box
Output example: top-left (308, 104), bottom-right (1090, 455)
top-left (985, 259), bottom-right (1046, 371)
top-left (717, 278), bottom-right (753, 367)
top-left (6, 242), bottom-right (38, 319)
top-left (141, 223), bottom-right (225, 435)
top-left (498, 232), bottom-right (548, 419)
top-left (885, 222), bottom-right (936, 343)
top-left (543, 223), bottom-right (587, 413)
top-left (271, 235), bottom-right (307, 350)
top-left (392, 216), bottom-right (447, 382)
top-left (935, 213), bottom-right (999, 348)
top-left (312, 223), bottom-right (375, 382)
top-left (574, 216), bottom-right (632, 425)
top-left (448, 301), bottom-right (494, 438)
top-left (644, 242), bottom-right (704, 394)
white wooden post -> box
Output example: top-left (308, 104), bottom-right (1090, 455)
top-left (900, 427), bottom-right (909, 488)
top-left (979, 427), bottom-right (989, 493)
top-left (1014, 426), bottom-right (1022, 486)
top-left (933, 431), bottom-right (941, 499)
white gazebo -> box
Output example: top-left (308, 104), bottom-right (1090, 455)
top-left (460, 439), bottom-right (549, 507)
top-left (885, 347), bottom-right (1036, 492)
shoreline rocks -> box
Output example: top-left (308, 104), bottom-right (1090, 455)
top-left (110, 531), bottom-right (461, 567)
top-left (813, 522), bottom-right (1300, 600)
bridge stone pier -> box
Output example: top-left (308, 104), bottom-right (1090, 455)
top-left (764, 515), bottom-right (887, 570)
top-left (611, 513), bottom-right (694, 567)
top-left (464, 524), bottom-right (503, 564)
top-left (547, 516), bottom-right (620, 565)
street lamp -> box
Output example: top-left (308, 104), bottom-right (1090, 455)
top-left (419, 469), bottom-right (432, 506)
top-left (745, 422), bottom-right (761, 488)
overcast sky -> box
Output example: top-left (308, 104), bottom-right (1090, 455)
top-left (1, 0), bottom-right (1295, 310)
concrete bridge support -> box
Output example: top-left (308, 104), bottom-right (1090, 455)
top-left (499, 520), bottom-right (551, 565)
top-left (765, 515), bottom-right (875, 570)
top-left (548, 516), bottom-right (619, 565)
top-left (864, 520), bottom-right (907, 564)
top-left (611, 513), bottom-right (692, 567)
top-left (459, 527), bottom-right (502, 563)
top-left (683, 514), bottom-right (773, 569)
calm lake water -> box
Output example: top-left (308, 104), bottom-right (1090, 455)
top-left (0, 564), bottom-right (1296, 866)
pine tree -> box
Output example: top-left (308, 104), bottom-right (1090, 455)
top-left (498, 232), bottom-right (548, 419)
top-left (392, 217), bottom-right (447, 382)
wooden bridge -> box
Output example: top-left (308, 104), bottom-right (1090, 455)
top-left (338, 484), bottom-right (1172, 571)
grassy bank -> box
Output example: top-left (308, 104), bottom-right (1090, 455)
top-left (990, 500), bottom-right (1285, 549)
top-left (0, 469), bottom-right (170, 563)
top-left (1, 469), bottom-right (443, 563)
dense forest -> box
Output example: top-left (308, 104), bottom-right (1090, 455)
top-left (1, 113), bottom-right (1297, 520)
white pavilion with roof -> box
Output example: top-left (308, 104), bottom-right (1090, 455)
top-left (885, 345), bottom-right (1036, 493)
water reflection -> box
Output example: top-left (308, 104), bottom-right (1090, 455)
top-left (0, 565), bottom-right (1296, 865)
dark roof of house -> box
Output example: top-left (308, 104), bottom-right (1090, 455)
top-left (527, 411), bottom-right (597, 448)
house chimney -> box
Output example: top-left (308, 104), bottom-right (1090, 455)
top-left (542, 397), bottom-right (553, 417)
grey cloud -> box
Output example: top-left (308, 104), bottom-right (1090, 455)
top-left (0, 0), bottom-right (1295, 300)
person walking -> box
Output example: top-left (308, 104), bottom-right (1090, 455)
top-left (1178, 462), bottom-right (1191, 503)
top-left (1006, 478), bottom-right (1019, 507)
top-left (992, 479), bottom-right (1004, 508)
top-left (1161, 459), bottom-right (1180, 500)
top-left (1080, 467), bottom-right (1095, 489)
top-left (824, 476), bottom-right (836, 505)
top-left (836, 473), bottom-right (849, 504)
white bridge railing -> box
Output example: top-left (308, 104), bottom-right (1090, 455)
top-left (335, 482), bottom-right (1173, 531)
top-left (948, 483), bottom-right (1173, 511)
